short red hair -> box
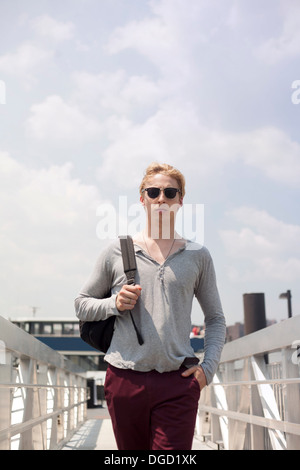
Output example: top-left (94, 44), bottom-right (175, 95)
top-left (139, 162), bottom-right (186, 198)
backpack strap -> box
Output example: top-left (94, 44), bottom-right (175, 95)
top-left (119, 235), bottom-right (136, 285)
top-left (119, 236), bottom-right (144, 345)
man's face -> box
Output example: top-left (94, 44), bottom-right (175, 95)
top-left (140, 174), bottom-right (183, 237)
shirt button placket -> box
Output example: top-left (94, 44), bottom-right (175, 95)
top-left (159, 266), bottom-right (164, 286)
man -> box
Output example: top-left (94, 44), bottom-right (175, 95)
top-left (75, 162), bottom-right (226, 450)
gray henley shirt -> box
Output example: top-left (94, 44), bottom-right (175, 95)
top-left (75, 239), bottom-right (226, 384)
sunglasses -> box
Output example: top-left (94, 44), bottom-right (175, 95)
top-left (142, 187), bottom-right (181, 199)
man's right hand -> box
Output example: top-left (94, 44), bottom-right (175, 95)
top-left (116, 284), bottom-right (142, 312)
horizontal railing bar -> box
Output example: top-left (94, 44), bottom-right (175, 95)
top-left (3, 378), bottom-right (298, 391)
top-left (219, 315), bottom-right (300, 363)
top-left (199, 405), bottom-right (300, 436)
top-left (0, 384), bottom-right (88, 390)
top-left (0, 399), bottom-right (86, 441)
top-left (210, 378), bottom-right (300, 387)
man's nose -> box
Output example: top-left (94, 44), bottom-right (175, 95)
top-left (157, 189), bottom-right (166, 203)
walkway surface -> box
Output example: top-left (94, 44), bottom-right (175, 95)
top-left (62, 406), bottom-right (212, 451)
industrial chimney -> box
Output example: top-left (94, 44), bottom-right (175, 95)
top-left (243, 293), bottom-right (267, 335)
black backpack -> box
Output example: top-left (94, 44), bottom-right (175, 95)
top-left (79, 236), bottom-right (143, 353)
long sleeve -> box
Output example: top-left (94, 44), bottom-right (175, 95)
top-left (194, 249), bottom-right (226, 384)
top-left (75, 242), bottom-right (121, 322)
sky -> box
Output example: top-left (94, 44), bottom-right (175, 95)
top-left (0, 0), bottom-right (299, 327)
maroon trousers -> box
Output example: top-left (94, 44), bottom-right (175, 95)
top-left (104, 364), bottom-right (200, 450)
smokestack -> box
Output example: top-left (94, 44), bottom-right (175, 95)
top-left (243, 293), bottom-right (267, 335)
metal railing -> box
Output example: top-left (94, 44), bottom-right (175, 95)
top-left (196, 315), bottom-right (300, 450)
top-left (0, 316), bottom-right (87, 450)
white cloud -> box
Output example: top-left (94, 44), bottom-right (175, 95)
top-left (220, 207), bottom-right (300, 282)
top-left (104, 0), bottom-right (243, 90)
top-left (0, 42), bottom-right (53, 87)
top-left (0, 15), bottom-right (74, 88)
top-left (89, 1), bottom-right (300, 189)
top-left (0, 151), bottom-right (104, 318)
top-left (104, 0), bottom-right (208, 81)
top-left (31, 15), bottom-right (75, 42)
top-left (105, 16), bottom-right (174, 64)
top-left (71, 70), bottom-right (163, 116)
top-left (0, 151), bottom-right (101, 249)
top-left (25, 95), bottom-right (102, 144)
top-left (95, 98), bottom-right (300, 190)
top-left (96, 103), bottom-right (203, 190)
top-left (241, 128), bottom-right (300, 186)
top-left (256, 1), bottom-right (300, 64)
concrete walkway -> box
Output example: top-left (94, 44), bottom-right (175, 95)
top-left (63, 407), bottom-right (212, 451)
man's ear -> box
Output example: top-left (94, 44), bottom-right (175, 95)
top-left (140, 195), bottom-right (145, 207)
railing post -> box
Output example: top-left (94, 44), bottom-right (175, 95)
top-left (249, 356), bottom-right (265, 450)
top-left (282, 347), bottom-right (300, 450)
top-left (0, 344), bottom-right (10, 450)
top-left (48, 367), bottom-right (58, 449)
top-left (225, 362), bottom-right (236, 449)
top-left (20, 358), bottom-right (35, 450)
top-left (210, 381), bottom-right (222, 444)
top-left (229, 359), bottom-right (251, 450)
top-left (37, 363), bottom-right (48, 449)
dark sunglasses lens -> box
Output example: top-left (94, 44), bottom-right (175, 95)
top-left (146, 187), bottom-right (179, 198)
top-left (164, 188), bottom-right (177, 198)
top-left (147, 188), bottom-right (160, 198)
